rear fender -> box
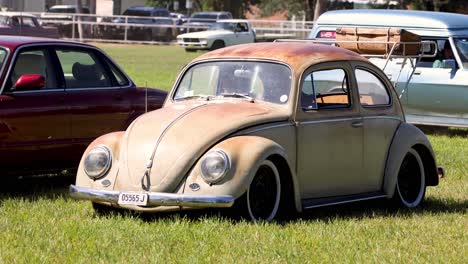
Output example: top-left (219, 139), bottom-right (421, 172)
top-left (183, 136), bottom-right (302, 212)
top-left (384, 123), bottom-right (438, 198)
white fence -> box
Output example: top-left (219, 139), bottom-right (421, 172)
top-left (28, 12), bottom-right (314, 44)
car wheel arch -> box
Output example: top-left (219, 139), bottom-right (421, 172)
top-left (182, 135), bottom-right (302, 212)
top-left (383, 122), bottom-right (439, 199)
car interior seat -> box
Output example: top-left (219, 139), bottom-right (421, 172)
top-left (71, 62), bottom-right (110, 88)
top-left (11, 53), bottom-right (47, 90)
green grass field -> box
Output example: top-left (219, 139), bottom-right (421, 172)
top-left (0, 44), bottom-right (466, 263)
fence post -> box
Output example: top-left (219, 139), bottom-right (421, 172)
top-left (124, 16), bottom-right (128, 41)
top-left (72, 15), bottom-right (75, 40)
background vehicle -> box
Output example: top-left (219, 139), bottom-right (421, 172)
top-left (170, 12), bottom-right (188, 26)
top-left (182, 11), bottom-right (233, 33)
top-left (177, 19), bottom-right (255, 51)
top-left (41, 5), bottom-right (94, 38)
top-left (0, 12), bottom-right (58, 38)
top-left (0, 36), bottom-right (167, 177)
top-left (70, 42), bottom-right (442, 222)
top-left (108, 6), bottom-right (174, 41)
top-left (309, 9), bottom-right (468, 128)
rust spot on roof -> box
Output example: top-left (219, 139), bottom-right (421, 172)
top-left (194, 42), bottom-right (368, 70)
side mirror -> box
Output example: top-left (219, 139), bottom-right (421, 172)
top-left (14, 74), bottom-right (45, 91)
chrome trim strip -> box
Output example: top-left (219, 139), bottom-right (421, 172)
top-left (241, 122), bottom-right (294, 135)
top-left (69, 185), bottom-right (235, 208)
top-left (0, 42), bottom-right (133, 94)
top-left (362, 116), bottom-right (402, 121)
top-left (298, 117), bottom-right (362, 125)
top-left (303, 194), bottom-right (387, 209)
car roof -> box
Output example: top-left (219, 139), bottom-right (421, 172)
top-left (127, 6), bottom-right (168, 11)
top-left (0, 12), bottom-right (36, 18)
top-left (194, 42), bottom-right (368, 70)
top-left (316, 9), bottom-right (468, 30)
top-left (217, 19), bottom-right (249, 23)
top-left (192, 11), bottom-right (230, 15)
top-left (0, 36), bottom-right (92, 50)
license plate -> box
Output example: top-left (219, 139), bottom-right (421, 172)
top-left (118, 192), bottom-right (148, 206)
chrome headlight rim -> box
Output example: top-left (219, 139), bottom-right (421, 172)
top-left (84, 145), bottom-right (112, 180)
top-left (200, 150), bottom-right (230, 184)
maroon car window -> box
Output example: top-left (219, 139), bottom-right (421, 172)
top-left (6, 49), bottom-right (56, 92)
top-left (21, 16), bottom-right (37, 27)
top-left (56, 49), bottom-right (112, 89)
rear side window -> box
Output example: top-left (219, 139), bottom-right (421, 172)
top-left (355, 69), bottom-right (390, 106)
top-left (301, 68), bottom-right (350, 110)
top-left (56, 49), bottom-right (112, 89)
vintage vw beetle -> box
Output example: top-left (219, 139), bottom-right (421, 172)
top-left (70, 42), bottom-right (442, 221)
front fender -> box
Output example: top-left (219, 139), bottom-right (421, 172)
top-left (183, 135), bottom-right (301, 212)
top-left (75, 131), bottom-right (125, 189)
top-left (384, 123), bottom-right (438, 198)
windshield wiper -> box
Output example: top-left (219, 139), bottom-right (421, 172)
top-left (220, 93), bottom-right (254, 102)
top-left (175, 95), bottom-right (210, 101)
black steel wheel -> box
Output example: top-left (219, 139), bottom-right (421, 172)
top-left (394, 149), bottom-right (426, 208)
top-left (246, 160), bottom-right (281, 222)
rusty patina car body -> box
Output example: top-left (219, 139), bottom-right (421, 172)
top-left (70, 42), bottom-right (441, 221)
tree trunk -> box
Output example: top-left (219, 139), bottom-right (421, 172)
top-left (313, 0), bottom-right (327, 21)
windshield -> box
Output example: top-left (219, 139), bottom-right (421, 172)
top-left (0, 48), bottom-right (8, 75)
top-left (174, 61), bottom-right (292, 105)
top-left (190, 13), bottom-right (217, 23)
top-left (123, 10), bottom-right (151, 17)
top-left (454, 37), bottom-right (468, 68)
top-left (209, 22), bottom-right (234, 31)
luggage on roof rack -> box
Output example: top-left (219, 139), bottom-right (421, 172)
top-left (335, 27), bottom-right (421, 55)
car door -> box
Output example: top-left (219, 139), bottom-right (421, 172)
top-left (396, 38), bottom-right (468, 127)
top-left (18, 16), bottom-right (41, 37)
top-left (353, 63), bottom-right (401, 192)
top-left (234, 22), bottom-right (254, 44)
top-left (295, 62), bottom-right (365, 199)
top-left (53, 45), bottom-right (133, 161)
top-left (0, 46), bottom-right (70, 173)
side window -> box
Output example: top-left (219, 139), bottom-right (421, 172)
top-left (105, 58), bottom-right (130, 86)
top-left (56, 48), bottom-right (112, 89)
top-left (301, 68), bottom-right (350, 110)
top-left (7, 49), bottom-right (56, 91)
top-left (219, 14), bottom-right (229, 20)
top-left (417, 39), bottom-right (455, 69)
top-left (21, 17), bottom-right (37, 27)
top-left (355, 69), bottom-right (390, 106)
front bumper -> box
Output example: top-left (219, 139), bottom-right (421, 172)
top-left (69, 185), bottom-right (234, 208)
top-left (177, 42), bottom-right (209, 49)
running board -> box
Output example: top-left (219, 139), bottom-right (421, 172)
top-left (302, 192), bottom-right (387, 210)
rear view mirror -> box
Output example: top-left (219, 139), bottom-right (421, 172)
top-left (14, 74), bottom-right (45, 91)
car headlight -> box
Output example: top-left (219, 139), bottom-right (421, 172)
top-left (200, 150), bottom-right (230, 184)
top-left (84, 146), bottom-right (112, 179)
top-left (199, 38), bottom-right (208, 44)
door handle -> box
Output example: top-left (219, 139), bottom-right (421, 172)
top-left (413, 70), bottom-right (422, 75)
top-left (351, 121), bottom-right (363, 128)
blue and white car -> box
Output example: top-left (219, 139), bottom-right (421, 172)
top-left (309, 10), bottom-right (468, 128)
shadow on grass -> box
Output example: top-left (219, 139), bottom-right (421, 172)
top-left (0, 175), bottom-right (73, 203)
top-left (417, 125), bottom-right (468, 138)
top-left (91, 196), bottom-right (467, 225)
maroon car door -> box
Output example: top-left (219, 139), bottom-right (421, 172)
top-left (54, 46), bottom-right (133, 160)
top-left (0, 47), bottom-right (71, 174)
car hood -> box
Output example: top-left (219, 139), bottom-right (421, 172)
top-left (178, 30), bottom-right (233, 39)
top-left (115, 100), bottom-right (288, 192)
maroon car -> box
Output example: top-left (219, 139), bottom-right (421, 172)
top-left (0, 36), bottom-right (167, 176)
top-left (0, 12), bottom-right (59, 39)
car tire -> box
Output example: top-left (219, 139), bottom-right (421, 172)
top-left (393, 148), bottom-right (426, 208)
top-left (240, 160), bottom-right (281, 222)
top-left (211, 40), bottom-right (225, 50)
